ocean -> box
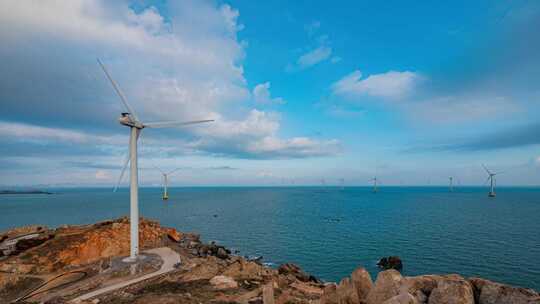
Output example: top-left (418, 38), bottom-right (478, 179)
top-left (1, 186), bottom-right (539, 290)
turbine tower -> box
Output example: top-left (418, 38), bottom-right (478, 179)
top-left (482, 164), bottom-right (500, 198)
top-left (449, 176), bottom-right (454, 192)
top-left (99, 59), bottom-right (213, 261)
top-left (154, 166), bottom-right (180, 200)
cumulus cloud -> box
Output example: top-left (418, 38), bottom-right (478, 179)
top-left (253, 82), bottom-right (285, 105)
top-left (0, 0), bottom-right (338, 162)
top-left (190, 110), bottom-right (341, 158)
top-left (332, 70), bottom-right (421, 100)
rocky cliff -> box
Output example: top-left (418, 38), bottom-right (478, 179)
top-left (0, 218), bottom-right (538, 304)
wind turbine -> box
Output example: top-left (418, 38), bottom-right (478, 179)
top-left (98, 59), bottom-right (213, 261)
top-left (154, 166), bottom-right (180, 200)
top-left (370, 177), bottom-right (378, 193)
top-left (449, 176), bottom-right (454, 192)
top-left (482, 164), bottom-right (501, 198)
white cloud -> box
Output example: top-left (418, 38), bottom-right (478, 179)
top-left (0, 121), bottom-right (124, 145)
top-left (253, 82), bottom-right (285, 105)
top-left (297, 46), bottom-right (332, 68)
top-left (332, 70), bottom-right (421, 100)
top-left (0, 1), bottom-right (338, 160)
top-left (190, 110), bottom-right (341, 158)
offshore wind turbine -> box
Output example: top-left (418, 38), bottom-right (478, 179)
top-left (154, 166), bottom-right (180, 200)
top-left (98, 59), bottom-right (213, 261)
top-left (449, 176), bottom-right (454, 192)
top-left (482, 164), bottom-right (501, 198)
top-left (370, 177), bottom-right (378, 193)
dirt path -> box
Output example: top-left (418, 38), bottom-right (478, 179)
top-left (72, 247), bottom-right (180, 302)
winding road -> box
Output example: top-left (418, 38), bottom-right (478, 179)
top-left (72, 247), bottom-right (180, 303)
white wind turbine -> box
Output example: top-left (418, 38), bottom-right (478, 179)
top-left (370, 177), bottom-right (379, 193)
top-left (154, 166), bottom-right (181, 200)
top-left (98, 59), bottom-right (213, 261)
top-left (482, 164), bottom-right (501, 198)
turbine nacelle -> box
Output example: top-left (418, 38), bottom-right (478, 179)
top-left (119, 113), bottom-right (143, 129)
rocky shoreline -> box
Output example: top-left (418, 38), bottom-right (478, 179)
top-left (0, 218), bottom-right (538, 304)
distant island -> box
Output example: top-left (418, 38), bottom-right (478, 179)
top-left (0, 190), bottom-right (53, 195)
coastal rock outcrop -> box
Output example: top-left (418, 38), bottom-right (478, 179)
top-left (278, 263), bottom-right (321, 283)
top-left (469, 277), bottom-right (540, 304)
top-left (377, 256), bottom-right (403, 271)
top-left (321, 266), bottom-right (374, 304)
top-left (366, 270), bottom-right (404, 304)
top-left (351, 266), bottom-right (374, 302)
top-left (382, 292), bottom-right (417, 304)
top-left (0, 217), bottom-right (182, 274)
top-left (1, 218), bottom-right (539, 304)
top-left (427, 275), bottom-right (474, 304)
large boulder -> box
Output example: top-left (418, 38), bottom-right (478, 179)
top-left (428, 275), bottom-right (474, 304)
top-left (337, 277), bottom-right (361, 304)
top-left (351, 267), bottom-right (373, 302)
top-left (402, 275), bottom-right (443, 303)
top-left (366, 270), bottom-right (404, 304)
top-left (383, 293), bottom-right (417, 304)
top-left (469, 277), bottom-right (540, 304)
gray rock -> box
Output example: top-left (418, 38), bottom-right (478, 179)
top-left (216, 247), bottom-right (229, 259)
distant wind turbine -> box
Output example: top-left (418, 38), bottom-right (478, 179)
top-left (98, 59), bottom-right (213, 261)
top-left (154, 166), bottom-right (180, 200)
top-left (449, 176), bottom-right (454, 192)
top-left (482, 164), bottom-right (502, 198)
top-left (370, 177), bottom-right (379, 193)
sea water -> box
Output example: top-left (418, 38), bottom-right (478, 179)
top-left (1, 186), bottom-right (539, 290)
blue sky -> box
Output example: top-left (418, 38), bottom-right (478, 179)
top-left (0, 0), bottom-right (539, 187)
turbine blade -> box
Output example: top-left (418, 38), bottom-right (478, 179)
top-left (143, 119), bottom-right (214, 128)
top-left (153, 165), bottom-right (165, 174)
top-left (167, 168), bottom-right (181, 175)
top-left (482, 164), bottom-right (492, 175)
top-left (113, 153), bottom-right (130, 192)
top-left (97, 58), bottom-right (140, 122)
